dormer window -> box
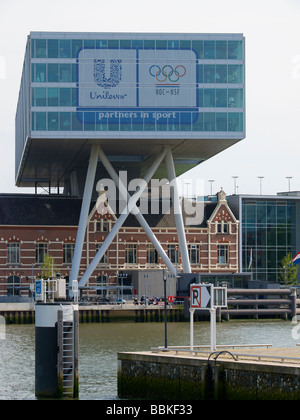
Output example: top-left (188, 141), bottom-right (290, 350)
top-left (223, 221), bottom-right (228, 233)
top-left (217, 221), bottom-right (222, 233)
top-left (217, 220), bottom-right (229, 234)
top-left (95, 217), bottom-right (111, 232)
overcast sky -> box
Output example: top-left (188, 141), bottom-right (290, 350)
top-left (0, 0), bottom-right (299, 197)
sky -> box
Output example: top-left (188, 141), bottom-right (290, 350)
top-left (0, 0), bottom-right (299, 197)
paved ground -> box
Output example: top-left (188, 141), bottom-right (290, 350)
top-left (152, 345), bottom-right (300, 366)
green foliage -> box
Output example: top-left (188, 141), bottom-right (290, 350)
top-left (279, 252), bottom-right (298, 287)
top-left (40, 254), bottom-right (57, 279)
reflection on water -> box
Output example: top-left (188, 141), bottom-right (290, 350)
top-left (0, 320), bottom-right (299, 400)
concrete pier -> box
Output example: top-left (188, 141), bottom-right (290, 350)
top-left (118, 347), bottom-right (300, 400)
top-left (0, 306), bottom-right (185, 324)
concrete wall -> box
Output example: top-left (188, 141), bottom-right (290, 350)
top-left (118, 352), bottom-right (300, 400)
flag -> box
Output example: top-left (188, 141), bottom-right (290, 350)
top-left (292, 252), bottom-right (300, 266)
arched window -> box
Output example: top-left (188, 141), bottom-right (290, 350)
top-left (7, 275), bottom-right (21, 295)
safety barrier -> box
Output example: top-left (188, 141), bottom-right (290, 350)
top-left (218, 288), bottom-right (296, 321)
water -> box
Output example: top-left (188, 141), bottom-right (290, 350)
top-left (0, 320), bottom-right (299, 400)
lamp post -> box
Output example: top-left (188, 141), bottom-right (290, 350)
top-left (232, 176), bottom-right (238, 195)
top-left (208, 180), bottom-right (214, 196)
top-left (286, 177), bottom-right (293, 192)
top-left (257, 176), bottom-right (264, 195)
top-left (118, 273), bottom-right (127, 308)
top-left (144, 273), bottom-right (149, 309)
top-left (163, 269), bottom-right (167, 349)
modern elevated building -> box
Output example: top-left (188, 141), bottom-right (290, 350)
top-left (15, 32), bottom-right (245, 288)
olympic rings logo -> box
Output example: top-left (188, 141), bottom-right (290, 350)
top-left (149, 64), bottom-right (186, 83)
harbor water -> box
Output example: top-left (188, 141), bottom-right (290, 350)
top-left (1, 320), bottom-right (300, 400)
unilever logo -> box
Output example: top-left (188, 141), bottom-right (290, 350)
top-left (94, 59), bottom-right (122, 89)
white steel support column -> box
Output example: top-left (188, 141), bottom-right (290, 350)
top-left (98, 146), bottom-right (176, 276)
top-left (165, 148), bottom-right (191, 273)
top-left (69, 145), bottom-right (99, 290)
top-left (210, 308), bottom-right (217, 352)
top-left (190, 308), bottom-right (195, 351)
top-left (78, 147), bottom-right (167, 288)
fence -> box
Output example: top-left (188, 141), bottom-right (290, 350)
top-left (218, 288), bottom-right (298, 321)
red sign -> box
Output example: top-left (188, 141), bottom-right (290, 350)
top-left (168, 295), bottom-right (175, 303)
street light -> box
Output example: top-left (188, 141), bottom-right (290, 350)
top-left (232, 176), bottom-right (238, 195)
top-left (118, 273), bottom-right (127, 308)
top-left (163, 269), bottom-right (167, 349)
top-left (144, 274), bottom-right (149, 309)
top-left (208, 180), bottom-right (214, 196)
top-left (257, 176), bottom-right (264, 195)
top-left (286, 177), bottom-right (293, 192)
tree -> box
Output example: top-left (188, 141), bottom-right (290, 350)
top-left (41, 254), bottom-right (57, 279)
top-left (279, 252), bottom-right (298, 287)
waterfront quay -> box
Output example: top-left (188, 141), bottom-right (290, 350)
top-left (0, 303), bottom-right (185, 324)
top-left (1, 287), bottom-right (299, 324)
top-left (118, 346), bottom-right (300, 400)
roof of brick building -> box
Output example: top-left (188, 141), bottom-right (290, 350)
top-left (0, 194), bottom-right (219, 228)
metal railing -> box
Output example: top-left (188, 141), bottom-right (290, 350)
top-left (151, 344), bottom-right (300, 365)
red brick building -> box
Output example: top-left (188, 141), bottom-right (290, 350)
top-left (0, 188), bottom-right (239, 297)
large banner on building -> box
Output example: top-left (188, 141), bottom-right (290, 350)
top-left (77, 46), bottom-right (198, 126)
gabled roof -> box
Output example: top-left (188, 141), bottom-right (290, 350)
top-left (0, 191), bottom-right (236, 228)
top-left (208, 189), bottom-right (239, 224)
top-left (90, 196), bottom-right (217, 228)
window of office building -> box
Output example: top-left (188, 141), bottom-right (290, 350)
top-left (168, 244), bottom-right (179, 264)
top-left (96, 275), bottom-right (108, 296)
top-left (95, 217), bottom-right (111, 233)
top-left (7, 243), bottom-right (20, 264)
top-left (242, 200), bottom-right (297, 282)
top-left (6, 275), bottom-right (21, 295)
top-left (96, 243), bottom-right (109, 265)
top-left (63, 243), bottom-right (75, 264)
top-left (36, 243), bottom-right (48, 264)
top-left (188, 244), bottom-right (200, 265)
top-left (218, 244), bottom-right (229, 265)
top-left (147, 245), bottom-right (158, 265)
top-left (30, 37), bottom-right (244, 134)
top-left (125, 244), bottom-right (137, 265)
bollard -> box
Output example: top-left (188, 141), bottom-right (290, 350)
top-left (35, 302), bottom-right (79, 399)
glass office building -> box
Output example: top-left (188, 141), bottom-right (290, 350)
top-left (29, 36), bottom-right (244, 133)
top-left (15, 33), bottom-right (245, 191)
top-left (229, 194), bottom-right (300, 283)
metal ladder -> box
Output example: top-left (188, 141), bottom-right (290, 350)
top-left (57, 305), bottom-right (78, 398)
top-left (61, 319), bottom-right (74, 397)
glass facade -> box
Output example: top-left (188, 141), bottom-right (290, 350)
top-left (29, 35), bottom-right (245, 133)
top-left (241, 198), bottom-right (298, 283)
